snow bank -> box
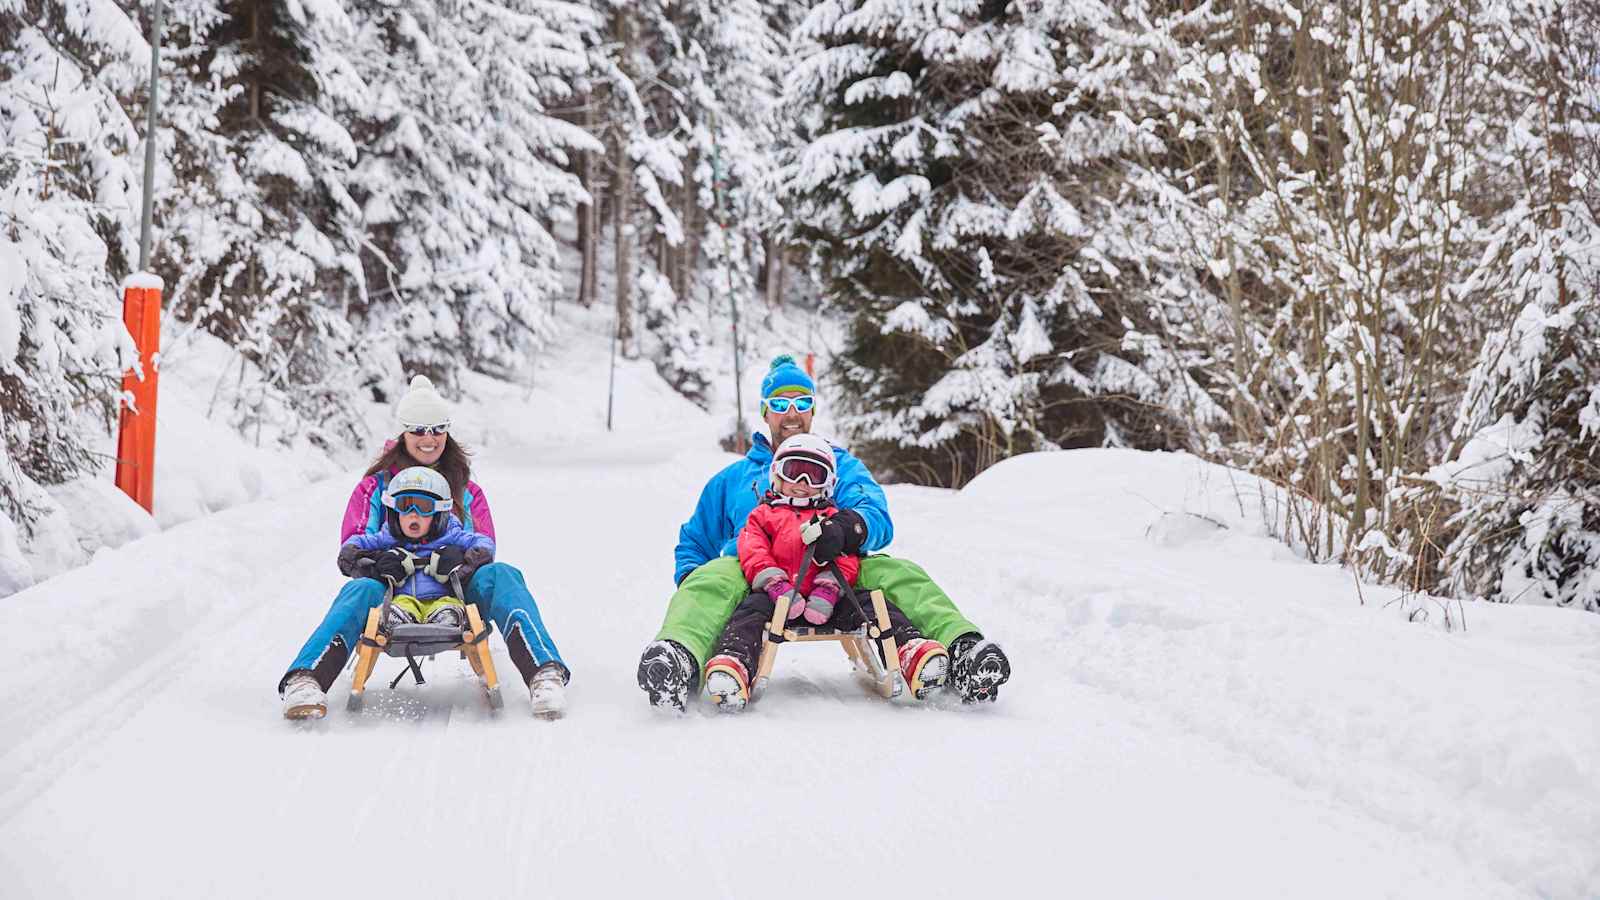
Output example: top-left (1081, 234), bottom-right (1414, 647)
top-left (6, 330), bottom-right (356, 592)
top-left (919, 448), bottom-right (1600, 897)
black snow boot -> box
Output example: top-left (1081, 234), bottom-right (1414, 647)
top-left (948, 634), bottom-right (1011, 704)
top-left (637, 640), bottom-right (699, 711)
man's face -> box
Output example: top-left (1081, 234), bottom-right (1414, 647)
top-left (763, 389), bottom-right (815, 448)
top-left (399, 511), bottom-right (431, 538)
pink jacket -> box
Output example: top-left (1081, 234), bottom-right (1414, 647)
top-left (339, 469), bottom-right (496, 543)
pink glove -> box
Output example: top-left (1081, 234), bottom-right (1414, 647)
top-left (765, 578), bottom-right (805, 622)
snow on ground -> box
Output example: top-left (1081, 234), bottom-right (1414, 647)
top-left (1, 308), bottom-right (1597, 899)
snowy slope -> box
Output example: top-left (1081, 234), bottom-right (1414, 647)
top-left (1, 312), bottom-right (1597, 900)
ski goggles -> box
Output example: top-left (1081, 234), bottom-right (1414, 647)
top-left (390, 492), bottom-right (444, 515)
top-left (774, 455), bottom-right (832, 487)
top-left (403, 422), bottom-right (450, 436)
top-left (762, 395), bottom-right (815, 415)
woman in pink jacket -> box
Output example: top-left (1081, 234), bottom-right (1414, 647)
top-left (702, 434), bottom-right (948, 711)
top-left (278, 376), bottom-right (569, 720)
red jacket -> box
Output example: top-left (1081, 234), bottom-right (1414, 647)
top-left (737, 497), bottom-right (860, 593)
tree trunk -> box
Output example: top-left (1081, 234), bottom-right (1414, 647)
top-left (614, 146), bottom-right (632, 354)
top-left (764, 237), bottom-right (784, 307)
top-left (577, 99), bottom-right (599, 307)
top-left (249, 2), bottom-right (262, 121)
top-left (676, 153), bottom-right (697, 303)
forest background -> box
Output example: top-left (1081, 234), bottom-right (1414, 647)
top-left (3, 0), bottom-right (1598, 612)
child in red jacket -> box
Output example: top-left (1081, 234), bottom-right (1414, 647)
top-left (703, 434), bottom-right (948, 711)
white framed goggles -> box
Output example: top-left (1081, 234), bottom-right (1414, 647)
top-left (403, 422), bottom-right (451, 436)
top-left (774, 454), bottom-right (832, 487)
top-left (762, 395), bottom-right (815, 415)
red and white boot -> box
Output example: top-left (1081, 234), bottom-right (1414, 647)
top-left (897, 638), bottom-right (950, 700)
top-left (704, 655), bottom-right (751, 713)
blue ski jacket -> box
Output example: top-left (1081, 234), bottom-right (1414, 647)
top-left (673, 433), bottom-right (893, 585)
top-left (345, 516), bottom-right (494, 600)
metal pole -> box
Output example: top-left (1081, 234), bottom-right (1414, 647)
top-left (138, 0), bottom-right (163, 271)
top-left (606, 316), bottom-right (617, 431)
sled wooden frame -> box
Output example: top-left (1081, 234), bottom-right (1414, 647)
top-left (750, 582), bottom-right (904, 703)
top-left (346, 564), bottom-right (503, 713)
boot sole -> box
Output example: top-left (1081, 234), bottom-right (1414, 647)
top-left (284, 702), bottom-right (327, 720)
top-left (909, 653), bottom-right (950, 700)
top-left (705, 671), bottom-right (748, 713)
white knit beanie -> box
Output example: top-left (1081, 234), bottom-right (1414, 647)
top-left (395, 375), bottom-right (451, 428)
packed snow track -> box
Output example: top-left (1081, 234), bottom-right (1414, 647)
top-left (1, 346), bottom-right (1595, 900)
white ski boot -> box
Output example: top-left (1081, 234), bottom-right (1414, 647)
top-left (528, 664), bottom-right (567, 720)
top-left (282, 672), bottom-right (327, 720)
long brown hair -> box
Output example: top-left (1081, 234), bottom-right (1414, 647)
top-left (364, 433), bottom-right (473, 515)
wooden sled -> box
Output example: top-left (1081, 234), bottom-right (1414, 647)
top-left (741, 556), bottom-right (906, 706)
top-left (347, 565), bottom-right (503, 713)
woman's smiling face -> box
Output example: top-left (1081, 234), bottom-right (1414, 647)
top-left (403, 429), bottom-right (446, 466)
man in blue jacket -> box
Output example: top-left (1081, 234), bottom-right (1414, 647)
top-left (637, 354), bottom-right (1012, 710)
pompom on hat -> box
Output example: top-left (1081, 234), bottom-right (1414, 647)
top-left (396, 374), bottom-right (451, 429)
top-left (759, 354), bottom-right (815, 408)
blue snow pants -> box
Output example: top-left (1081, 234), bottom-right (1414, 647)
top-left (279, 562), bottom-right (567, 694)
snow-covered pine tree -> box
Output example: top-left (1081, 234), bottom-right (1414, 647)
top-left (1435, 0), bottom-right (1600, 611)
top-left (575, 0), bottom-right (791, 409)
top-left (159, 0), bottom-right (369, 450)
top-left (0, 1), bottom-right (144, 553)
top-left (778, 0), bottom-right (1196, 486)
top-left (643, 0), bottom-right (788, 409)
top-left (343, 0), bottom-right (598, 390)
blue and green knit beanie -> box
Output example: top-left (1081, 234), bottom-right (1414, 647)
top-left (760, 354), bottom-right (815, 407)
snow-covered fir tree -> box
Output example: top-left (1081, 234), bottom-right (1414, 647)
top-left (0, 1), bottom-right (145, 548)
top-left (579, 0), bottom-right (790, 409)
top-left (1433, 0), bottom-right (1600, 610)
top-left (159, 0), bottom-right (370, 450)
top-left (778, 0), bottom-right (1203, 486)
top-left (343, 0), bottom-right (598, 391)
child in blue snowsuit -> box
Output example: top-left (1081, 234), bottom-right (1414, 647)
top-left (340, 500), bottom-right (494, 630)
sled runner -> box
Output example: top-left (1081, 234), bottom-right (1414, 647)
top-left (346, 558), bottom-right (503, 713)
top-left (725, 554), bottom-right (909, 707)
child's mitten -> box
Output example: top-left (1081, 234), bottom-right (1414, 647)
top-left (803, 579), bottom-right (839, 625)
top-left (764, 578), bottom-right (805, 622)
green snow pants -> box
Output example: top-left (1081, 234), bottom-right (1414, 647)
top-left (655, 554), bottom-right (980, 670)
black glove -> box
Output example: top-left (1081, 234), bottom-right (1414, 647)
top-left (831, 508), bottom-right (869, 555)
top-left (456, 547), bottom-right (493, 584)
top-left (805, 508), bottom-right (868, 564)
top-left (337, 543), bottom-right (366, 577)
top-left (369, 548), bottom-right (412, 584)
top-left (426, 546), bottom-right (468, 579)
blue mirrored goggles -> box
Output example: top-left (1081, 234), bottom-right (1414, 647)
top-left (390, 492), bottom-right (445, 516)
top-left (762, 395), bottom-right (815, 415)
top-left (403, 422), bottom-right (450, 436)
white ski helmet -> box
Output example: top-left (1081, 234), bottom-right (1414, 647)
top-left (382, 466), bottom-right (454, 538)
top-left (770, 433), bottom-right (837, 498)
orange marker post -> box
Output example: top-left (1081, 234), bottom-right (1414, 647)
top-left (804, 352), bottom-right (815, 378)
top-left (115, 273), bottom-right (163, 513)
